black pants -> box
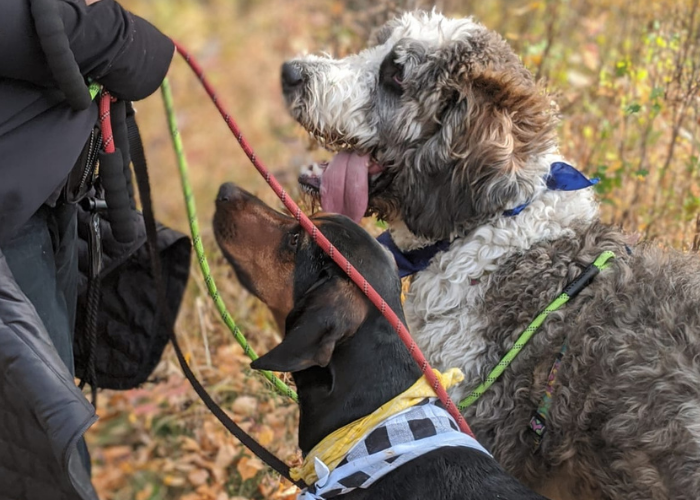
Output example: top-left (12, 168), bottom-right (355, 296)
top-left (3, 203), bottom-right (78, 370)
top-left (1, 202), bottom-right (91, 473)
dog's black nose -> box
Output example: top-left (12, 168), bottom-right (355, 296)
top-left (281, 62), bottom-right (304, 91)
top-left (217, 182), bottom-right (241, 203)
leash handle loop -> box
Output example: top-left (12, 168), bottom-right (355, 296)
top-left (98, 92), bottom-right (137, 243)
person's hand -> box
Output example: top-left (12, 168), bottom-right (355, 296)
top-left (86, 0), bottom-right (101, 5)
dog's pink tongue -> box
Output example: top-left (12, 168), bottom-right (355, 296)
top-left (320, 151), bottom-right (370, 222)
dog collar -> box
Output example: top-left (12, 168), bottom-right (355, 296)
top-left (378, 162), bottom-right (598, 278)
top-left (297, 399), bottom-right (490, 499)
top-left (376, 232), bottom-right (452, 279)
top-left (291, 368), bottom-right (465, 486)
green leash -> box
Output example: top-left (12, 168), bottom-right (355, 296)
top-left (161, 78), bottom-right (298, 402)
top-left (458, 251), bottom-right (615, 410)
top-left (159, 73), bottom-right (614, 411)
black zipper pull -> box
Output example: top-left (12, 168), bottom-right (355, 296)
top-left (88, 212), bottom-right (102, 279)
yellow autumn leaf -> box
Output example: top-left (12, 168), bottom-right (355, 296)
top-left (269, 482), bottom-right (301, 500)
top-left (163, 474), bottom-right (186, 487)
top-left (237, 456), bottom-right (265, 481)
top-left (135, 484), bottom-right (153, 500)
top-left (257, 425), bottom-right (275, 447)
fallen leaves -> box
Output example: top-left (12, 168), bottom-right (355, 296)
top-left (87, 336), bottom-right (300, 500)
top-left (188, 468), bottom-right (210, 487)
top-left (236, 457), bottom-right (265, 481)
top-left (232, 396), bottom-right (258, 417)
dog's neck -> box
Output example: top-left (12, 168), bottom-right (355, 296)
top-left (391, 187), bottom-right (598, 258)
top-left (292, 309), bottom-right (423, 455)
top-left (390, 153), bottom-right (599, 254)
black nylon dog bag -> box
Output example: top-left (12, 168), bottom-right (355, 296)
top-left (74, 207), bottom-right (191, 390)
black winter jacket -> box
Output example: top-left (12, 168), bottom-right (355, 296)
top-left (0, 0), bottom-right (174, 245)
top-left (0, 1), bottom-right (175, 498)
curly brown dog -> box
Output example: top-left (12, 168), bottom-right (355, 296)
top-left (281, 10), bottom-right (700, 500)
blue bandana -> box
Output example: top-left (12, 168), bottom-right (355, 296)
top-left (378, 162), bottom-right (598, 278)
top-left (502, 161), bottom-right (599, 216)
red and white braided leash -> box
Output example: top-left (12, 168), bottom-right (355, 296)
top-left (167, 41), bottom-right (475, 438)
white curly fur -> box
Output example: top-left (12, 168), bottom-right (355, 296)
top-left (286, 11), bottom-right (485, 149)
top-left (404, 186), bottom-right (599, 400)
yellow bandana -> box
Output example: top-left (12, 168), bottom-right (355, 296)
top-left (290, 368), bottom-right (465, 486)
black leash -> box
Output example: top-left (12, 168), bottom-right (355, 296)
top-left (126, 109), bottom-right (304, 489)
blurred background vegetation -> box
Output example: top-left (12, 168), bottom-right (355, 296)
top-left (86, 1), bottom-right (699, 499)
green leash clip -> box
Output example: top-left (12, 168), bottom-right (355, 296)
top-left (88, 81), bottom-right (101, 100)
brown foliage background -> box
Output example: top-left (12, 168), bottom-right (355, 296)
top-left (86, 1), bottom-right (700, 499)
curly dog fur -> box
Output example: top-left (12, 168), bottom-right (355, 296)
top-left (282, 10), bottom-right (700, 500)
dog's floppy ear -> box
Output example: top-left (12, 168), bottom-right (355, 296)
top-left (250, 275), bottom-right (369, 373)
top-left (456, 69), bottom-right (556, 213)
top-left (403, 67), bottom-right (557, 240)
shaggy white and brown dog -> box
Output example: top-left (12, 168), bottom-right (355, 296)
top-left (281, 10), bottom-right (700, 500)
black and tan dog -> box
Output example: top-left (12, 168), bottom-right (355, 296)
top-left (213, 182), bottom-right (548, 500)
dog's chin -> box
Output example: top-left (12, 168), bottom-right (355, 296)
top-left (298, 162), bottom-right (324, 195)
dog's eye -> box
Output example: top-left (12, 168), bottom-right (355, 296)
top-left (380, 52), bottom-right (404, 94)
top-left (288, 232), bottom-right (300, 249)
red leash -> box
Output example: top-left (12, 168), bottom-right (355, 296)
top-left (171, 41), bottom-right (475, 438)
top-left (98, 90), bottom-right (116, 153)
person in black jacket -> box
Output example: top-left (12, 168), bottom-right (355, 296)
top-left (0, 1), bottom-right (175, 499)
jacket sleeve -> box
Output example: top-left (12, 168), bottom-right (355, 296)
top-left (0, 0), bottom-right (174, 101)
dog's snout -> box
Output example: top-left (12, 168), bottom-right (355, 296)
top-left (281, 62), bottom-right (304, 91)
top-left (216, 182), bottom-right (243, 204)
